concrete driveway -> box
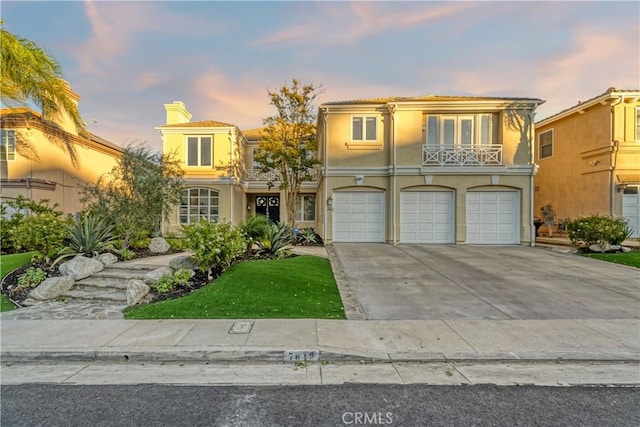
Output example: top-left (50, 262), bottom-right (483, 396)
top-left (332, 244), bottom-right (640, 320)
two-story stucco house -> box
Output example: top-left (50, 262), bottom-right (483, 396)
top-left (316, 95), bottom-right (544, 245)
top-left (0, 87), bottom-right (122, 215)
top-left (534, 88), bottom-right (640, 237)
top-left (156, 102), bottom-right (319, 234)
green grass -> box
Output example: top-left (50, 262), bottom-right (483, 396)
top-left (582, 251), bottom-right (640, 268)
top-left (124, 255), bottom-right (346, 320)
top-left (0, 252), bottom-right (37, 312)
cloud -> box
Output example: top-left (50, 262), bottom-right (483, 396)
top-left (253, 2), bottom-right (476, 47)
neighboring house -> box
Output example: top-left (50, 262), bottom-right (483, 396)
top-left (534, 88), bottom-right (640, 237)
top-left (0, 89), bottom-right (122, 215)
top-left (316, 95), bottom-right (544, 245)
top-left (156, 102), bottom-right (319, 234)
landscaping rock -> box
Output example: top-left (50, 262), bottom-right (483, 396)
top-left (97, 253), bottom-right (119, 266)
top-left (149, 237), bottom-right (170, 254)
top-left (29, 276), bottom-right (75, 301)
top-left (143, 266), bottom-right (173, 284)
top-left (126, 279), bottom-right (150, 306)
top-left (588, 243), bottom-right (621, 253)
top-left (169, 255), bottom-right (197, 270)
top-left (621, 246), bottom-right (632, 253)
top-left (59, 256), bottom-right (104, 280)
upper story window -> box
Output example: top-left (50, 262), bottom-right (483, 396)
top-left (538, 129), bottom-right (553, 159)
top-left (252, 147), bottom-right (261, 169)
top-left (179, 188), bottom-right (219, 224)
top-left (425, 114), bottom-right (492, 146)
top-left (1, 129), bottom-right (16, 161)
top-left (295, 194), bottom-right (316, 222)
top-left (186, 136), bottom-right (212, 166)
top-left (352, 116), bottom-right (377, 141)
top-left (636, 107), bottom-right (640, 141)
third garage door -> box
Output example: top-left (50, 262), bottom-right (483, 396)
top-left (401, 191), bottom-right (454, 243)
top-left (466, 191), bottom-right (519, 244)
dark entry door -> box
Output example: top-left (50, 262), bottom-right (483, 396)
top-left (255, 195), bottom-right (280, 223)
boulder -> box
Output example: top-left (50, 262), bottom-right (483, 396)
top-left (169, 255), bottom-right (198, 271)
top-left (621, 246), bottom-right (632, 253)
top-left (59, 256), bottom-right (104, 280)
top-left (149, 237), bottom-right (170, 254)
top-left (126, 279), bottom-right (150, 306)
top-left (144, 266), bottom-right (173, 284)
top-left (29, 276), bottom-right (75, 301)
top-left (97, 253), bottom-right (119, 266)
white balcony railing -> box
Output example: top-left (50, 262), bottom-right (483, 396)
top-left (422, 145), bottom-right (503, 166)
top-left (245, 169), bottom-right (317, 181)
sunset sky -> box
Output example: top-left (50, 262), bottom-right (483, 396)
top-left (2, 1), bottom-right (639, 152)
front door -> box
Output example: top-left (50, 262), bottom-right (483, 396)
top-left (255, 195), bottom-right (280, 223)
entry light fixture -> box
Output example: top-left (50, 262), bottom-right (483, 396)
top-left (326, 196), bottom-right (333, 210)
top-left (617, 183), bottom-right (628, 193)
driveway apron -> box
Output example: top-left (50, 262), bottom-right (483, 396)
top-left (331, 244), bottom-right (640, 320)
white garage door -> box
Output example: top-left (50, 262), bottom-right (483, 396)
top-left (466, 191), bottom-right (519, 244)
top-left (401, 191), bottom-right (454, 243)
top-left (333, 192), bottom-right (385, 242)
top-left (623, 187), bottom-right (640, 238)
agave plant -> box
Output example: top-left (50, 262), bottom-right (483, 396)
top-left (240, 214), bottom-right (270, 255)
top-left (256, 221), bottom-right (293, 255)
top-left (54, 214), bottom-right (119, 264)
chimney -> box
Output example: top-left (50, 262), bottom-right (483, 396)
top-left (164, 101), bottom-right (192, 125)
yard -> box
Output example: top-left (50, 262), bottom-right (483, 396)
top-left (581, 251), bottom-right (640, 268)
top-left (0, 252), bottom-right (37, 312)
top-left (124, 255), bottom-right (346, 320)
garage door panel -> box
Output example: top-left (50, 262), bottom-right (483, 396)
top-left (401, 191), bottom-right (454, 243)
top-left (333, 192), bottom-right (385, 242)
top-left (623, 191), bottom-right (639, 238)
top-left (466, 191), bottom-right (519, 244)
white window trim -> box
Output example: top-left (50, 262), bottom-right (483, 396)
top-left (185, 136), bottom-right (213, 167)
top-left (1, 129), bottom-right (16, 161)
top-left (426, 114), bottom-right (493, 147)
top-left (538, 129), bottom-right (554, 160)
top-left (350, 115), bottom-right (378, 142)
top-left (296, 194), bottom-right (316, 222)
top-left (179, 188), bottom-right (219, 224)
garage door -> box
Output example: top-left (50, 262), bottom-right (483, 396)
top-left (333, 192), bottom-right (385, 242)
top-left (401, 191), bottom-right (454, 243)
top-left (623, 187), bottom-right (640, 238)
top-left (466, 191), bottom-right (519, 244)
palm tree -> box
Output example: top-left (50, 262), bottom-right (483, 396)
top-left (1, 21), bottom-right (86, 164)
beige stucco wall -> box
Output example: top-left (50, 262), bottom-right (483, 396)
top-left (534, 98), bottom-right (639, 221)
top-left (0, 127), bottom-right (120, 215)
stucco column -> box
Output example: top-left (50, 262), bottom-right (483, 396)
top-left (455, 188), bottom-right (467, 244)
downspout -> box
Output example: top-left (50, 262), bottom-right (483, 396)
top-left (390, 104), bottom-right (397, 245)
top-left (229, 130), bottom-right (234, 223)
top-left (529, 109), bottom-right (536, 247)
top-left (322, 108), bottom-right (328, 241)
top-left (609, 96), bottom-right (623, 216)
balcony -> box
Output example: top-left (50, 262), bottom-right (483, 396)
top-left (422, 145), bottom-right (503, 166)
top-left (245, 169), bottom-right (318, 181)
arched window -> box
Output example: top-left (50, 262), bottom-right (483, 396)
top-left (179, 188), bottom-right (219, 224)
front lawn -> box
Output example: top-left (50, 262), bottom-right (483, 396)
top-left (582, 251), bottom-right (640, 268)
top-left (124, 255), bottom-right (346, 319)
top-left (0, 252), bottom-right (37, 312)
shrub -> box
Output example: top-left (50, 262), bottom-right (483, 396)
top-left (11, 213), bottom-right (69, 261)
top-left (55, 214), bottom-right (119, 264)
top-left (240, 214), bottom-right (269, 254)
top-left (257, 221), bottom-right (293, 255)
top-left (566, 215), bottom-right (632, 247)
top-left (295, 227), bottom-right (318, 246)
top-left (17, 267), bottom-right (47, 289)
top-left (151, 269), bottom-right (194, 294)
top-left (182, 220), bottom-right (246, 275)
top-left (120, 249), bottom-right (136, 260)
top-left (1, 197), bottom-right (62, 253)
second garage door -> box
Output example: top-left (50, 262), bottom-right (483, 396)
top-left (401, 191), bottom-right (454, 243)
top-left (466, 191), bottom-right (519, 244)
top-left (333, 192), bottom-right (385, 242)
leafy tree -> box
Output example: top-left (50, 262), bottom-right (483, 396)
top-left (1, 21), bottom-right (85, 164)
top-left (254, 78), bottom-right (322, 227)
top-left (82, 145), bottom-right (184, 248)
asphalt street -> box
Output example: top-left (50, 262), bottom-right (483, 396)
top-left (2, 383), bottom-right (638, 427)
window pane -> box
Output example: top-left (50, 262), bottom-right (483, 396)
top-left (461, 119), bottom-right (473, 145)
top-left (201, 137), bottom-right (212, 166)
top-left (1, 129), bottom-right (15, 161)
top-left (365, 117), bottom-right (376, 141)
top-left (443, 119), bottom-right (455, 146)
top-left (539, 131), bottom-right (553, 159)
top-left (187, 137), bottom-right (198, 165)
top-left (480, 115), bottom-right (491, 146)
top-left (304, 195), bottom-right (316, 221)
top-left (427, 116), bottom-right (438, 146)
top-left (352, 117), bottom-right (363, 140)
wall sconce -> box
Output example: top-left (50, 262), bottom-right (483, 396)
top-left (247, 204), bottom-right (251, 211)
top-left (617, 183), bottom-right (628, 193)
top-left (326, 196), bottom-right (333, 210)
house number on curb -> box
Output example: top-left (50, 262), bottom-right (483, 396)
top-left (284, 350), bottom-right (319, 361)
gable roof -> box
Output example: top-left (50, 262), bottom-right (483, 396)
top-left (158, 120), bottom-right (236, 128)
top-left (322, 94), bottom-right (543, 106)
top-left (241, 127), bottom-right (265, 141)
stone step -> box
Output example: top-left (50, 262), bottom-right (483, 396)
top-left (107, 263), bottom-right (160, 271)
top-left (74, 277), bottom-right (129, 290)
top-left (91, 269), bottom-right (150, 280)
top-left (59, 289), bottom-right (127, 303)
